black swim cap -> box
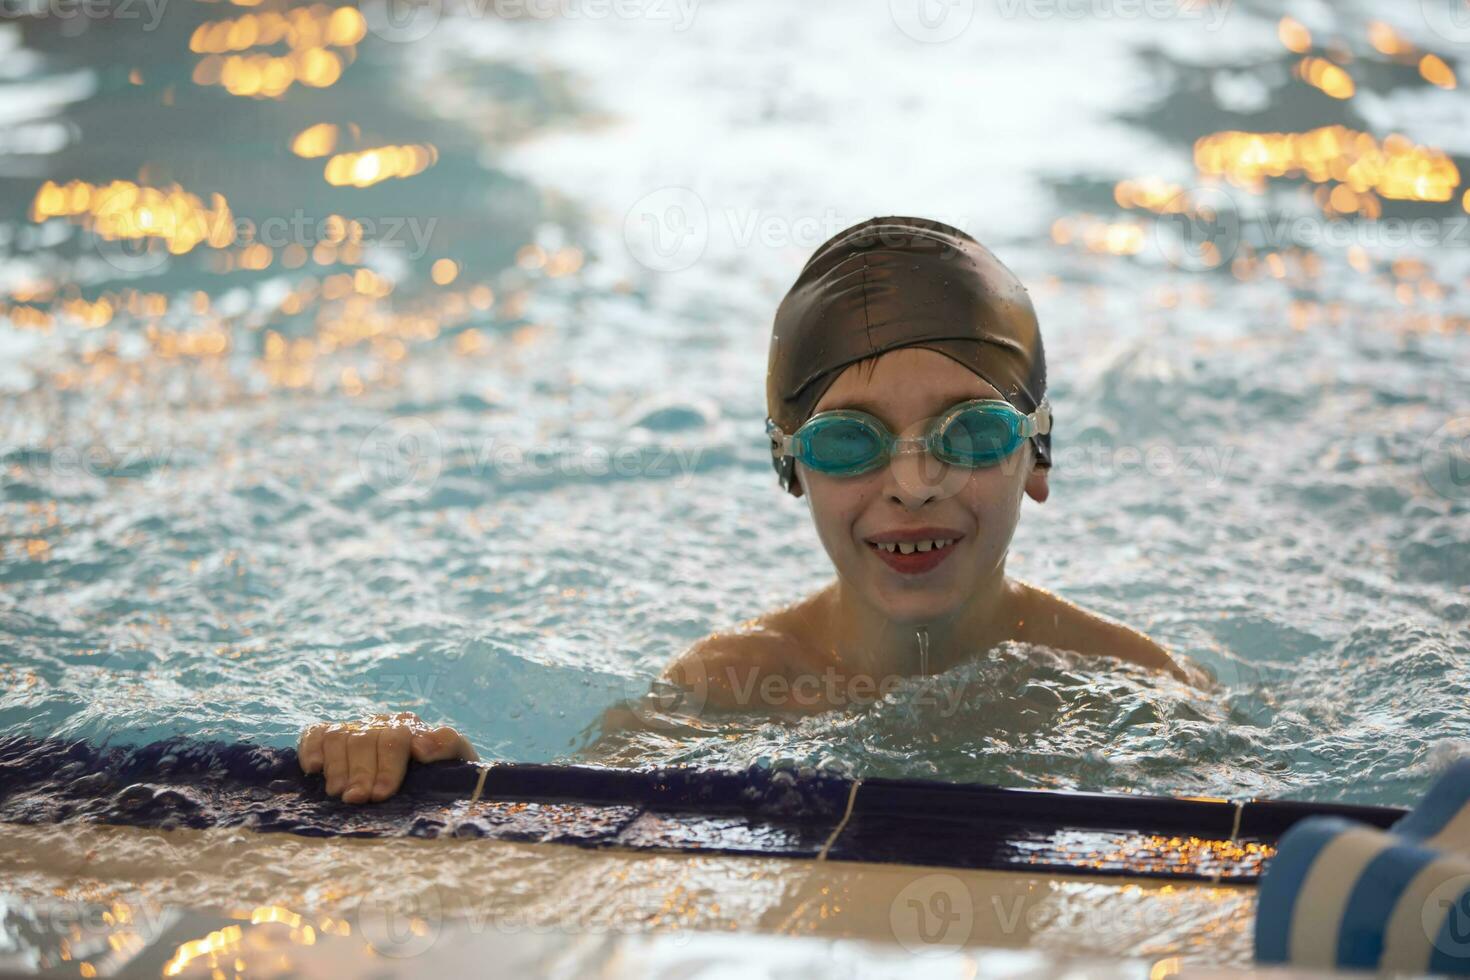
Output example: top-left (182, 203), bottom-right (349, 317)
top-left (766, 216), bottom-right (1051, 496)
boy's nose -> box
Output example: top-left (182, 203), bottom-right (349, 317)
top-left (884, 450), bottom-right (961, 508)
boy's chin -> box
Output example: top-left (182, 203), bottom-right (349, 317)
top-left (868, 587), bottom-right (960, 627)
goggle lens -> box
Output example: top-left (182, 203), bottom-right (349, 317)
top-left (935, 406), bottom-right (1019, 465)
top-left (789, 401), bottom-right (1033, 476)
top-left (800, 416), bottom-right (886, 474)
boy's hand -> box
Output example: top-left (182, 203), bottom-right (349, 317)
top-left (297, 712), bottom-right (478, 804)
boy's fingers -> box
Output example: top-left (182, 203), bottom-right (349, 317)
top-left (298, 727), bottom-right (325, 774)
top-left (372, 728), bottom-right (412, 802)
top-left (322, 731), bottom-right (348, 797)
top-left (411, 726), bottom-right (476, 763)
top-left (343, 732), bottom-right (378, 805)
top-left (409, 727), bottom-right (451, 762)
top-left (305, 719), bottom-right (473, 803)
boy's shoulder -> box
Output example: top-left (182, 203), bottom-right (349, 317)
top-left (1009, 579), bottom-right (1197, 683)
top-left (662, 594), bottom-right (831, 710)
top-left (674, 625), bottom-right (799, 671)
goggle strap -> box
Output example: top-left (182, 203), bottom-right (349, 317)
top-left (766, 418), bottom-right (793, 456)
top-left (1031, 400), bottom-right (1052, 436)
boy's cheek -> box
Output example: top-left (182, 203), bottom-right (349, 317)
top-left (803, 472), bottom-right (872, 524)
top-left (963, 471), bottom-right (1027, 518)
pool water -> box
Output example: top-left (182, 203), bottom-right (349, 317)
top-left (2, 0), bottom-right (1469, 813)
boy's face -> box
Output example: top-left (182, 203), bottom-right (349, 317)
top-left (799, 347), bottom-right (1050, 625)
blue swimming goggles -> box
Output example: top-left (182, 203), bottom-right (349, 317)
top-left (767, 398), bottom-right (1052, 478)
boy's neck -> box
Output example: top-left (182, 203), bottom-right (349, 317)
top-left (824, 565), bottom-right (1021, 679)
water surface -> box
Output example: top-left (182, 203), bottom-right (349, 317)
top-left (2, 0), bottom-right (1468, 808)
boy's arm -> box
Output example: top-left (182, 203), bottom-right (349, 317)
top-left (658, 624), bottom-right (818, 711)
top-left (588, 627), bottom-right (809, 749)
top-left (1012, 582), bottom-right (1211, 687)
top-left (579, 638), bottom-right (751, 757)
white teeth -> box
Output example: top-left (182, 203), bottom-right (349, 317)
top-left (870, 538), bottom-right (959, 554)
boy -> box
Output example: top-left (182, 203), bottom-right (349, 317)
top-left (300, 216), bottom-right (1205, 803)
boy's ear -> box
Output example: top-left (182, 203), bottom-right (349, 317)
top-left (1024, 462), bottom-right (1050, 503)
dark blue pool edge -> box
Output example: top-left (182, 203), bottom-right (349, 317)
top-left (0, 736), bottom-right (1409, 884)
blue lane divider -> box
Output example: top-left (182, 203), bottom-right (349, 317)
top-left (1255, 758), bottom-right (1470, 975)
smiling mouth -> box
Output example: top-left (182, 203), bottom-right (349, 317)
top-left (863, 535), bottom-right (964, 575)
top-left (866, 537), bottom-right (958, 555)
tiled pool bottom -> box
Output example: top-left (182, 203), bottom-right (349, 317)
top-left (0, 821), bottom-right (1258, 976)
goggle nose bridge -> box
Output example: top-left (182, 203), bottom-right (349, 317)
top-left (887, 436), bottom-right (937, 458)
